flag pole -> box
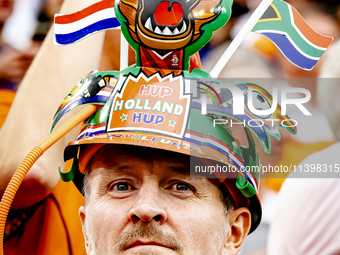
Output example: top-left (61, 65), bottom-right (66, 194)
top-left (120, 30), bottom-right (129, 71)
top-left (209, 0), bottom-right (273, 78)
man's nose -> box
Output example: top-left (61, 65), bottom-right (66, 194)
top-left (128, 186), bottom-right (167, 224)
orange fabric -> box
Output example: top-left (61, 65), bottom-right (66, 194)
top-left (265, 137), bottom-right (334, 192)
top-left (0, 89), bottom-right (16, 128)
top-left (4, 180), bottom-right (86, 255)
top-left (1, 86), bottom-right (86, 254)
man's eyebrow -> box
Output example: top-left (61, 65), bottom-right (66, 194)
top-left (100, 165), bottom-right (132, 174)
top-left (167, 166), bottom-right (208, 184)
top-left (167, 166), bottom-right (191, 176)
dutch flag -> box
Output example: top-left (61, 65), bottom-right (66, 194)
top-left (54, 0), bottom-right (120, 45)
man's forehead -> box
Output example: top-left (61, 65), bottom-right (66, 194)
top-left (87, 144), bottom-right (192, 176)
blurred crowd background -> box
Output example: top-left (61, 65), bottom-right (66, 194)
top-left (0, 0), bottom-right (339, 254)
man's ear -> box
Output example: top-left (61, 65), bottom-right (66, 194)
top-left (223, 207), bottom-right (252, 255)
top-left (79, 206), bottom-right (91, 254)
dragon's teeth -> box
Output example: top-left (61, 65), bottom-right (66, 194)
top-left (163, 27), bottom-right (172, 35)
top-left (155, 26), bottom-right (162, 34)
top-left (180, 22), bottom-right (187, 33)
top-left (145, 17), bottom-right (152, 31)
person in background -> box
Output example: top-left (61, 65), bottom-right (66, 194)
top-left (267, 39), bottom-right (340, 255)
top-left (0, 0), bottom-right (41, 128)
top-left (0, 0), bottom-right (14, 29)
top-left (0, 0), bottom-right (108, 253)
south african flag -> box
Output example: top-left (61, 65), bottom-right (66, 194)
top-left (252, 0), bottom-right (333, 70)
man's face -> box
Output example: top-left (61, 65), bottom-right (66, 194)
top-left (80, 145), bottom-right (250, 255)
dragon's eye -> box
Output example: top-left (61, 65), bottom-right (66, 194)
top-left (247, 90), bottom-right (272, 119)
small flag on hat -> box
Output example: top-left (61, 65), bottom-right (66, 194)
top-left (54, 0), bottom-right (120, 45)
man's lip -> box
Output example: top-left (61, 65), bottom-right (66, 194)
top-left (126, 240), bottom-right (171, 249)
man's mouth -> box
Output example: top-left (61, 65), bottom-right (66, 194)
top-left (114, 223), bottom-right (184, 253)
top-left (126, 240), bottom-right (173, 250)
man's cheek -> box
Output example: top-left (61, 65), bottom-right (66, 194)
top-left (91, 202), bottom-right (131, 231)
top-left (173, 206), bottom-right (226, 247)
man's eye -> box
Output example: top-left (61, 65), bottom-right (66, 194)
top-left (173, 183), bottom-right (191, 191)
top-left (112, 183), bottom-right (130, 191)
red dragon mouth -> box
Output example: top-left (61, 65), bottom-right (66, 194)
top-left (154, 1), bottom-right (183, 27)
